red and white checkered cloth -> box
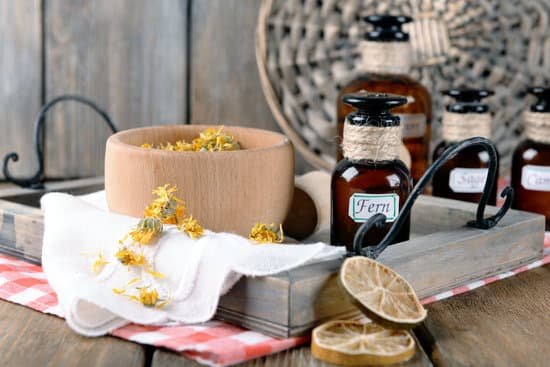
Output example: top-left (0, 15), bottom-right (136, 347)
top-left (0, 234), bottom-right (548, 366)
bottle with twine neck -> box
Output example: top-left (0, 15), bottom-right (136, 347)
top-left (432, 89), bottom-right (498, 205)
top-left (331, 92), bottom-right (412, 252)
top-left (512, 87), bottom-right (550, 229)
top-left (336, 15), bottom-right (432, 183)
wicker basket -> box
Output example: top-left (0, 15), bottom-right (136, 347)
top-left (256, 0), bottom-right (550, 172)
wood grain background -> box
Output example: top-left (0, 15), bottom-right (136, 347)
top-left (0, 0), bottom-right (311, 181)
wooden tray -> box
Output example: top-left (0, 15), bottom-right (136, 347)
top-left (0, 178), bottom-right (545, 337)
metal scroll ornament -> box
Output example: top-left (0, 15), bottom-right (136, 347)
top-left (2, 95), bottom-right (118, 189)
top-left (350, 137), bottom-right (513, 259)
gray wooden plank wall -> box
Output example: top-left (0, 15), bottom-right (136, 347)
top-left (0, 0), bottom-right (42, 178)
top-left (0, 0), bottom-right (311, 181)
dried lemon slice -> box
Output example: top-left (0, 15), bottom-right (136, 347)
top-left (311, 320), bottom-right (415, 365)
top-left (340, 256), bottom-right (427, 328)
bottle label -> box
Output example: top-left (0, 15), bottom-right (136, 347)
top-left (348, 193), bottom-right (399, 223)
top-left (521, 165), bottom-right (550, 192)
top-left (397, 113), bottom-right (427, 139)
top-left (449, 168), bottom-right (488, 193)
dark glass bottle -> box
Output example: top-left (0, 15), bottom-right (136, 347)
top-left (336, 15), bottom-right (432, 183)
top-left (432, 89), bottom-right (497, 205)
top-left (512, 87), bottom-right (550, 229)
top-left (332, 92), bottom-right (413, 251)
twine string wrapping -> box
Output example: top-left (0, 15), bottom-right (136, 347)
top-left (442, 111), bottom-right (492, 142)
top-left (342, 121), bottom-right (400, 161)
top-left (524, 111), bottom-right (550, 144)
top-left (359, 41), bottom-right (412, 75)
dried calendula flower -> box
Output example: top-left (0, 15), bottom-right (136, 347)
top-left (127, 286), bottom-right (168, 308)
top-left (140, 126), bottom-right (241, 152)
top-left (178, 215), bottom-right (204, 239)
top-left (248, 223), bottom-right (284, 244)
top-left (136, 286), bottom-right (160, 307)
top-left (116, 247), bottom-right (146, 266)
top-left (126, 217), bottom-right (163, 245)
top-left (144, 185), bottom-right (186, 225)
top-left (91, 251), bottom-right (109, 275)
top-left (113, 280), bottom-right (169, 309)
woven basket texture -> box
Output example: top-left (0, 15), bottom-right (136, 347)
top-left (256, 0), bottom-right (550, 172)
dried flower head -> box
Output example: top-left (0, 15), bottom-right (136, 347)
top-left (144, 185), bottom-right (186, 225)
top-left (116, 247), bottom-right (146, 266)
top-left (136, 286), bottom-right (160, 307)
top-left (248, 223), bottom-right (284, 244)
top-left (127, 217), bottom-right (163, 245)
top-left (112, 283), bottom-right (168, 309)
top-left (178, 215), bottom-right (204, 239)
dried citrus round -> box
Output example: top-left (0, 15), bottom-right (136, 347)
top-left (339, 256), bottom-right (427, 328)
top-left (311, 320), bottom-right (415, 365)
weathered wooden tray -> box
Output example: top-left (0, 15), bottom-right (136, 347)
top-left (0, 178), bottom-right (545, 338)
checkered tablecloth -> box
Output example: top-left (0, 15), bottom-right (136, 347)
top-left (0, 234), bottom-right (548, 366)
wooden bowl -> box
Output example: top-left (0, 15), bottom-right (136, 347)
top-left (105, 125), bottom-right (295, 236)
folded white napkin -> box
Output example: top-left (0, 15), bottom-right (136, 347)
top-left (41, 191), bottom-right (343, 336)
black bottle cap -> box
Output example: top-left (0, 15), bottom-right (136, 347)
top-left (364, 15), bottom-right (412, 42)
top-left (442, 88), bottom-right (494, 113)
top-left (528, 87), bottom-right (550, 112)
top-left (343, 92), bottom-right (408, 127)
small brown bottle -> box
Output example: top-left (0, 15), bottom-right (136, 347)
top-left (336, 15), bottom-right (432, 183)
top-left (432, 89), bottom-right (498, 205)
top-left (512, 87), bottom-right (550, 229)
top-left (332, 92), bottom-right (413, 251)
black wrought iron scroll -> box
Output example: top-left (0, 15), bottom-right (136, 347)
top-left (2, 95), bottom-right (118, 189)
top-left (350, 137), bottom-right (514, 259)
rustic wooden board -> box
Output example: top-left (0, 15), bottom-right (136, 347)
top-left (0, 301), bottom-right (145, 367)
top-left (217, 196), bottom-right (545, 337)
top-left (44, 0), bottom-right (188, 178)
top-left (151, 335), bottom-right (433, 367)
top-left (0, 180), bottom-right (545, 338)
top-left (0, 0), bottom-right (42, 179)
top-left (417, 265), bottom-right (550, 367)
top-left (189, 0), bottom-right (311, 174)
top-left (0, 177), bottom-right (104, 263)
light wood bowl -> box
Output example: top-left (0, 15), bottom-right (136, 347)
top-left (105, 125), bottom-right (295, 236)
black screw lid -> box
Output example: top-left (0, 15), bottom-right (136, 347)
top-left (364, 15), bottom-right (412, 42)
top-left (343, 92), bottom-right (408, 127)
top-left (443, 88), bottom-right (494, 113)
top-left (529, 87), bottom-right (550, 112)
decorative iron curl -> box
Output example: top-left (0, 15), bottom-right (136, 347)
top-left (349, 137), bottom-right (514, 259)
top-left (2, 95), bottom-right (117, 189)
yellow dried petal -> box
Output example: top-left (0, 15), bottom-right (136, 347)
top-left (91, 251), bottom-right (109, 275)
top-left (155, 300), bottom-right (169, 309)
top-left (140, 143), bottom-right (152, 149)
top-left (146, 268), bottom-right (166, 279)
top-left (112, 288), bottom-right (126, 295)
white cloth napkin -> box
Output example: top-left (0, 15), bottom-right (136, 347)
top-left (41, 191), bottom-right (343, 336)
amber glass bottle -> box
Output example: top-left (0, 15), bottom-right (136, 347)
top-left (512, 87), bottom-right (550, 229)
top-left (432, 89), bottom-right (497, 205)
top-left (332, 92), bottom-right (413, 251)
top-left (336, 15), bottom-right (432, 183)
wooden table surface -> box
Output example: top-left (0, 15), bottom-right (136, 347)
top-left (0, 264), bottom-right (546, 367)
